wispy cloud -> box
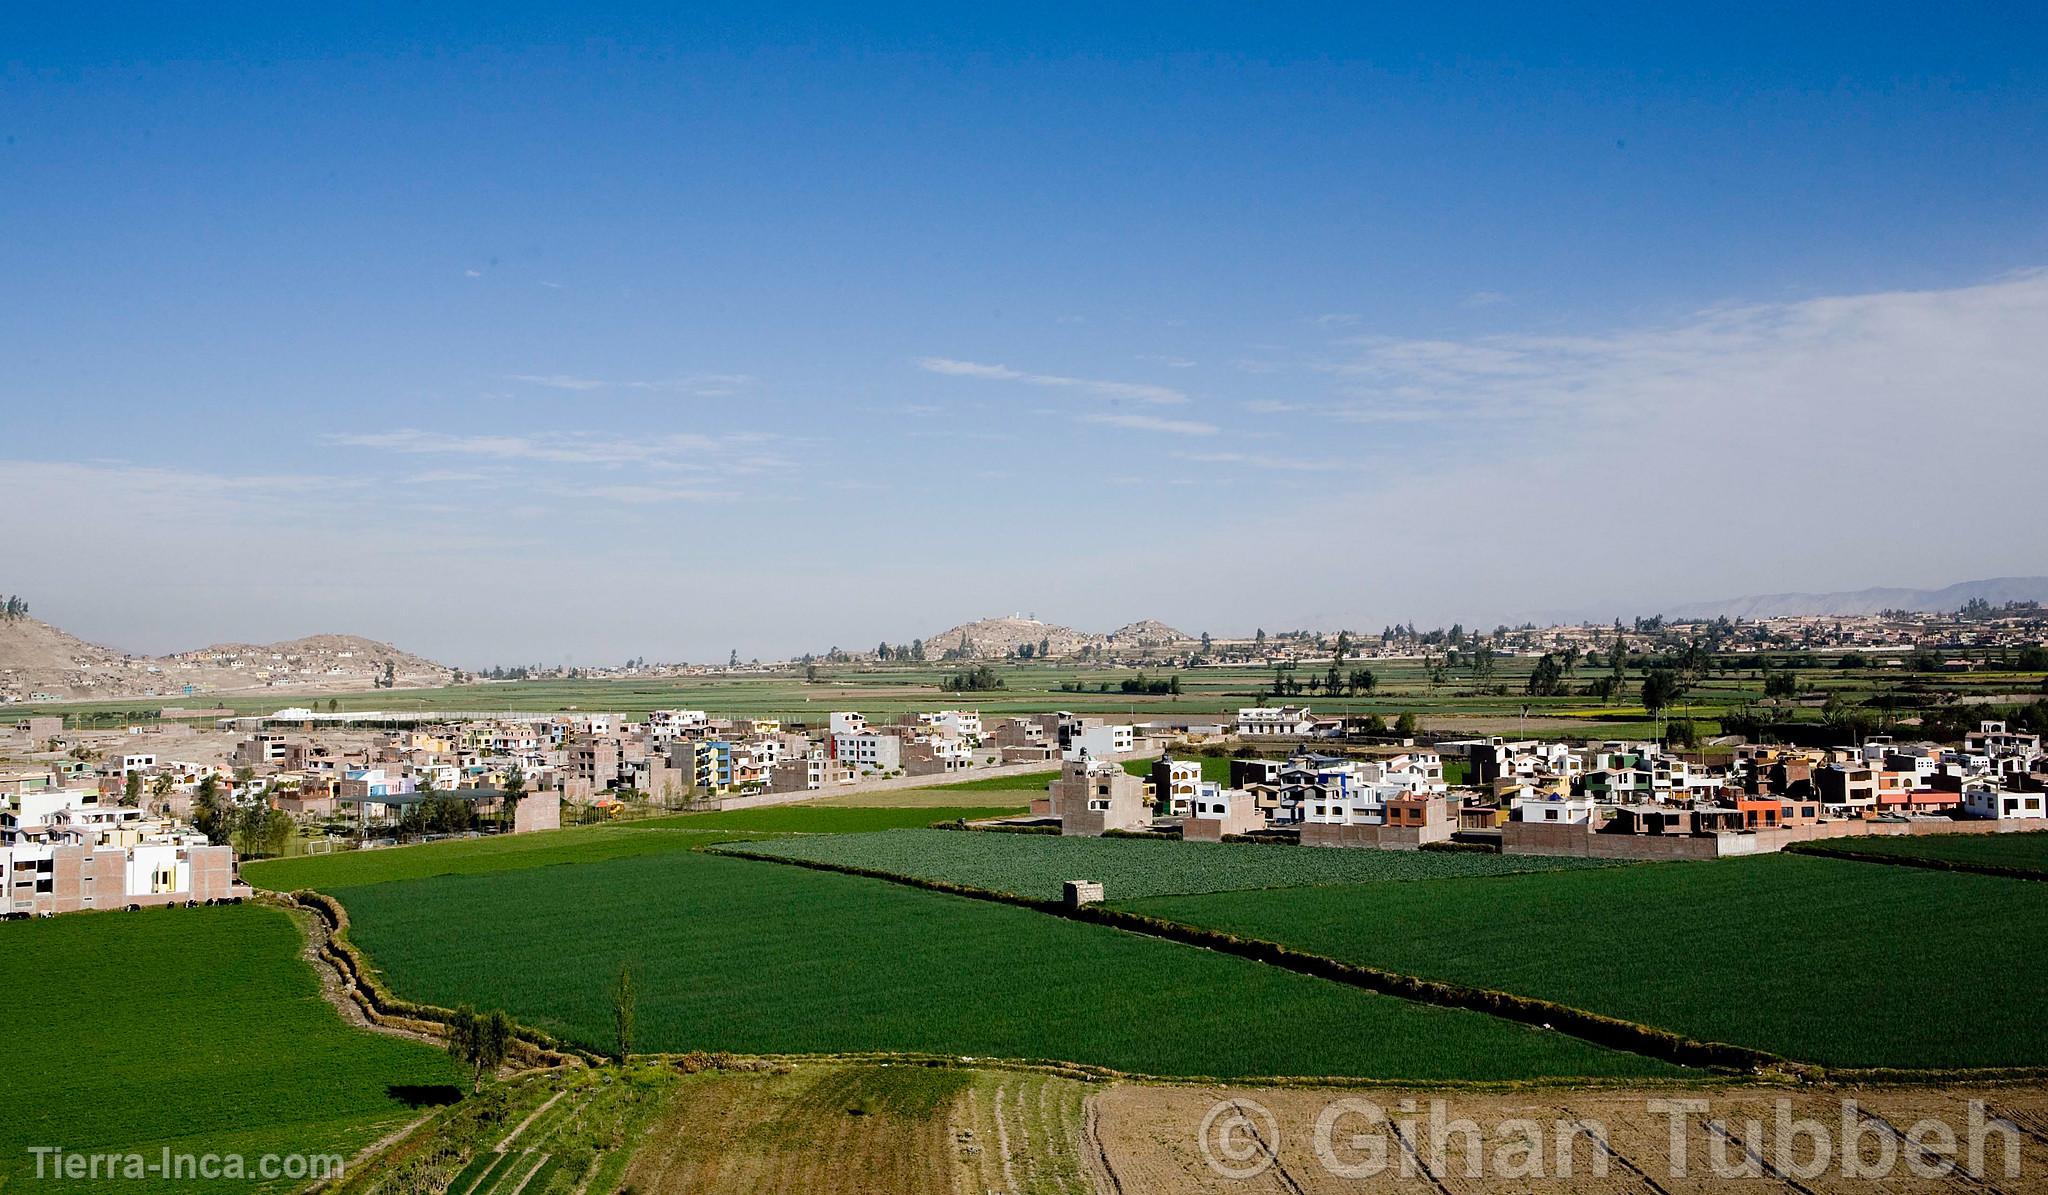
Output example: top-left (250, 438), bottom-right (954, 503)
top-left (1462, 290), bottom-right (1508, 308)
top-left (915, 356), bottom-right (1186, 405)
top-left (1082, 413), bottom-right (1218, 436)
top-left (1172, 450), bottom-right (1347, 472)
top-left (1137, 354), bottom-right (1197, 369)
top-left (327, 429), bottom-right (741, 467)
top-left (507, 372), bottom-right (758, 397)
top-left (508, 373), bottom-right (607, 391)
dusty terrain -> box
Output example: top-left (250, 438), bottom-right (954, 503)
top-left (1088, 1082), bottom-right (2048, 1194)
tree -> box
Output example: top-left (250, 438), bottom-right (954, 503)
top-left (327, 697), bottom-right (339, 713)
top-left (728, 649), bottom-right (739, 667)
top-left (121, 772), bottom-right (142, 808)
top-left (1333, 630), bottom-right (1352, 661)
top-left (1763, 670), bottom-right (1798, 699)
top-left (1038, 636), bottom-right (1051, 659)
top-left (1526, 653), bottom-right (1565, 697)
top-left (1254, 628), bottom-right (1267, 652)
top-left (1607, 630), bottom-right (1629, 701)
top-left (500, 765), bottom-right (527, 832)
top-left (444, 1006), bottom-right (514, 1092)
top-left (910, 638), bottom-right (926, 662)
top-left (1640, 667), bottom-right (1681, 719)
top-left (1393, 712), bottom-right (1418, 737)
top-left (611, 964), bottom-right (637, 1062)
top-left (1666, 718), bottom-right (1699, 749)
top-left (1199, 631), bottom-right (1212, 653)
top-left (192, 774), bottom-right (229, 843)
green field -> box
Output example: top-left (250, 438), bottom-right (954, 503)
top-left (0, 905), bottom-right (460, 1194)
top-left (904, 769), bottom-right (1060, 792)
top-left (241, 824), bottom-right (757, 890)
top-left (25, 653), bottom-right (2047, 745)
top-left (1125, 853), bottom-right (2048, 1070)
top-left (718, 828), bottom-right (1617, 902)
top-left (328, 849), bottom-right (1673, 1080)
top-left (1791, 830), bottom-right (2048, 876)
top-left (627, 804), bottom-right (1025, 833)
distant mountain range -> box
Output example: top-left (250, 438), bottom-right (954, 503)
top-left (0, 616), bottom-right (454, 704)
top-left (1660, 577), bottom-right (2048, 621)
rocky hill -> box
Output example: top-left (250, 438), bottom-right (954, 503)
top-left (0, 616), bottom-right (454, 704)
top-left (1105, 619), bottom-right (1193, 647)
top-left (922, 617), bottom-right (1099, 659)
top-left (917, 616), bottom-right (1197, 659)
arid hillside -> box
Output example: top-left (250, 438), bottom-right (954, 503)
top-left (0, 616), bottom-right (453, 704)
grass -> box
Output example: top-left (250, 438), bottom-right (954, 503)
top-left (240, 824), bottom-right (754, 890)
top-left (330, 849), bottom-right (1674, 1080)
top-left (625, 805), bottom-right (1026, 833)
top-left (621, 1065), bottom-right (977, 1195)
top-left (905, 769), bottom-right (1059, 792)
top-left (1124, 853), bottom-right (2048, 1070)
top-left (0, 904), bottom-right (460, 1194)
top-left (717, 827), bottom-right (1618, 902)
top-left (1790, 829), bottom-right (2048, 877)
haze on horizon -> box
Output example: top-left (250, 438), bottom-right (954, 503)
top-left (4, 5), bottom-right (2045, 668)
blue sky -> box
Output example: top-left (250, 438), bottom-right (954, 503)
top-left (4, 5), bottom-right (2046, 665)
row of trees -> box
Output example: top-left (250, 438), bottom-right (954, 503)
top-left (1266, 664), bottom-right (1379, 698)
top-left (444, 963), bottom-right (641, 1092)
top-left (0, 595), bottom-right (26, 621)
top-left (939, 665), bottom-right (1005, 692)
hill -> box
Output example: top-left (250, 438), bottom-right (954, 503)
top-left (1661, 577), bottom-right (2048, 621)
top-left (1105, 619), bottom-right (1192, 647)
top-left (921, 617), bottom-right (1099, 660)
top-left (0, 615), bottom-right (454, 704)
top-left (916, 616), bottom-right (1197, 659)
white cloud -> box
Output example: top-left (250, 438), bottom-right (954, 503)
top-left (1173, 451), bottom-right (1347, 472)
top-left (914, 356), bottom-right (1186, 404)
top-left (1264, 268), bottom-right (2048, 622)
top-left (1462, 290), bottom-right (1508, 308)
top-left (508, 373), bottom-right (607, 391)
top-left (1082, 413), bottom-right (1218, 436)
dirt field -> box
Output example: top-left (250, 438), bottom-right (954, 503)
top-left (1087, 1082), bottom-right (2048, 1194)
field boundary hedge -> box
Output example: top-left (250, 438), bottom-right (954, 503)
top-left (1783, 841), bottom-right (2046, 882)
top-left (277, 890), bottom-right (603, 1068)
top-left (707, 845), bottom-right (1795, 1079)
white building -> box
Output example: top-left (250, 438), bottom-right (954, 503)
top-left (1063, 724), bottom-right (1133, 761)
top-left (833, 730), bottom-right (901, 773)
top-left (922, 710), bottom-right (984, 741)
top-left (1512, 795), bottom-right (1597, 825)
top-left (829, 711), bottom-right (869, 737)
top-left (1237, 706), bottom-right (1315, 737)
top-left (1961, 788), bottom-right (2046, 820)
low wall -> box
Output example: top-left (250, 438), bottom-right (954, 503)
top-left (514, 792), bottom-right (562, 833)
top-left (1300, 821), bottom-right (1452, 851)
